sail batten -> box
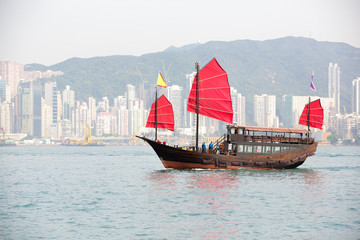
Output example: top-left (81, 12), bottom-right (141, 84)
top-left (146, 95), bottom-right (174, 131)
top-left (299, 99), bottom-right (324, 130)
top-left (187, 58), bottom-right (233, 124)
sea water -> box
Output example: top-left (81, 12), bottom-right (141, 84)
top-left (0, 145), bottom-right (359, 239)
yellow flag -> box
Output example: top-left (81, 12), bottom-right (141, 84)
top-left (157, 72), bottom-right (167, 88)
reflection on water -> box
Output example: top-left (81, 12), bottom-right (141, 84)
top-left (147, 170), bottom-right (243, 239)
top-left (301, 169), bottom-right (326, 185)
top-left (189, 171), bottom-right (239, 193)
top-left (147, 168), bottom-right (328, 239)
top-left (188, 171), bottom-right (242, 239)
top-left (148, 170), bottom-right (177, 190)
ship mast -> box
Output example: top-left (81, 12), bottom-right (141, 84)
top-left (155, 86), bottom-right (158, 141)
top-left (195, 62), bottom-right (200, 151)
top-left (307, 96), bottom-right (310, 133)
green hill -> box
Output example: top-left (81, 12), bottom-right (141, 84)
top-left (26, 36), bottom-right (360, 118)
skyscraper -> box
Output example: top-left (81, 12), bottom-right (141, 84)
top-left (236, 93), bottom-right (246, 126)
top-left (0, 101), bottom-right (13, 134)
top-left (72, 101), bottom-right (91, 137)
top-left (281, 95), bottom-right (293, 128)
top-left (127, 84), bottom-right (136, 110)
top-left (184, 73), bottom-right (196, 128)
top-left (117, 106), bottom-right (129, 136)
top-left (41, 98), bottom-right (52, 137)
top-left (352, 77), bottom-right (360, 114)
top-left (62, 85), bottom-right (75, 121)
top-left (16, 81), bottom-right (41, 136)
top-left (88, 97), bottom-right (97, 124)
top-left (0, 61), bottom-right (24, 100)
top-left (328, 63), bottom-right (341, 114)
top-left (44, 81), bottom-right (58, 124)
top-left (167, 85), bottom-right (183, 128)
top-left (230, 87), bottom-right (246, 125)
top-left (0, 77), bottom-right (6, 102)
top-left (254, 94), bottom-right (278, 128)
top-left (16, 82), bottom-right (33, 135)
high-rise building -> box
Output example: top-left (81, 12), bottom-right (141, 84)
top-left (44, 81), bottom-right (58, 124)
top-left (0, 101), bottom-right (14, 134)
top-left (0, 61), bottom-right (24, 100)
top-left (328, 63), bottom-right (341, 114)
top-left (281, 95), bottom-right (293, 128)
top-left (72, 101), bottom-right (91, 137)
top-left (236, 93), bottom-right (246, 126)
top-left (114, 96), bottom-right (127, 108)
top-left (16, 81), bottom-right (33, 135)
top-left (0, 77), bottom-right (6, 102)
top-left (352, 77), bottom-right (360, 114)
top-left (254, 94), bottom-right (278, 128)
top-left (88, 97), bottom-right (97, 124)
top-left (41, 98), bottom-right (53, 137)
top-left (117, 106), bottom-right (129, 136)
top-left (16, 81), bottom-right (41, 136)
top-left (42, 81), bottom-right (59, 138)
top-left (184, 73), bottom-right (196, 128)
top-left (57, 92), bottom-right (62, 120)
top-left (96, 112), bottom-right (117, 136)
top-left (128, 98), bottom-right (145, 135)
top-left (127, 84), bottom-right (136, 110)
top-left (62, 85), bottom-right (75, 121)
top-left (230, 88), bottom-right (246, 125)
top-left (230, 88), bottom-right (238, 123)
top-left (167, 85), bottom-right (183, 128)
top-left (98, 97), bottom-right (110, 113)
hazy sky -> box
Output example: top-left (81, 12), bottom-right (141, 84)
top-left (0, 0), bottom-right (359, 65)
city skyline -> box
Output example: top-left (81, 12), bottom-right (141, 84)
top-left (1, 0), bottom-right (359, 65)
top-left (0, 59), bottom-right (359, 144)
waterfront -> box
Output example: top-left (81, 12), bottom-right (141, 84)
top-left (1, 146), bottom-right (359, 239)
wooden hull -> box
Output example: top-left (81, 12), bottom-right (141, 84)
top-left (137, 136), bottom-right (317, 170)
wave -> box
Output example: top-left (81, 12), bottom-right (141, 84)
top-left (317, 152), bottom-right (360, 158)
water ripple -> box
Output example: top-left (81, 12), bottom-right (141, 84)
top-left (0, 146), bottom-right (359, 239)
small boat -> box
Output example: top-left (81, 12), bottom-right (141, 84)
top-left (0, 128), bottom-right (17, 146)
top-left (138, 58), bottom-right (323, 169)
top-left (0, 140), bottom-right (17, 147)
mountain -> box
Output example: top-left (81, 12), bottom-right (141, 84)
top-left (26, 36), bottom-right (360, 120)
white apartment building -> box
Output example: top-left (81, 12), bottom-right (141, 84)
top-left (352, 77), bottom-right (360, 114)
top-left (167, 85), bottom-right (183, 128)
top-left (328, 63), bottom-right (341, 114)
top-left (254, 94), bottom-right (278, 128)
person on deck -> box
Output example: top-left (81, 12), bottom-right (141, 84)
top-left (209, 142), bottom-right (213, 153)
top-left (202, 142), bottom-right (206, 153)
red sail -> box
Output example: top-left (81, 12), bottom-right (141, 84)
top-left (187, 58), bottom-right (233, 123)
top-left (299, 99), bottom-right (324, 130)
top-left (146, 95), bottom-right (174, 131)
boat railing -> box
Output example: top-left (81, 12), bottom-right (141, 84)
top-left (244, 135), bottom-right (314, 144)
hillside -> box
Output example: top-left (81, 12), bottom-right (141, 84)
top-left (26, 37), bottom-right (360, 118)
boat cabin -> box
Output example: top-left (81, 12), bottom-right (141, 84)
top-left (219, 125), bottom-right (313, 156)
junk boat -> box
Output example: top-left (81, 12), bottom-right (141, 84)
top-left (137, 58), bottom-right (323, 169)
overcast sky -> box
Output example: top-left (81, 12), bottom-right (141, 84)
top-left (0, 0), bottom-right (359, 66)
